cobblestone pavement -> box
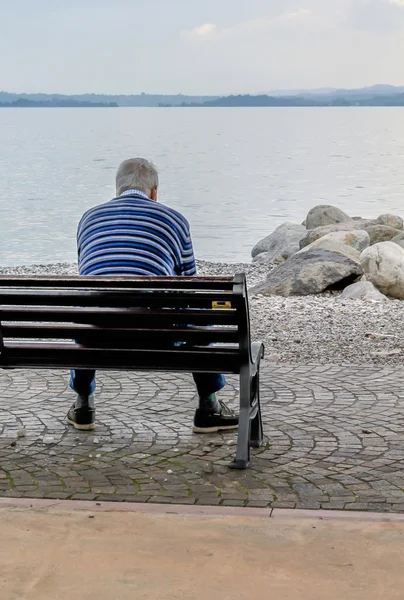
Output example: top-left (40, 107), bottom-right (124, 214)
top-left (1, 364), bottom-right (404, 512)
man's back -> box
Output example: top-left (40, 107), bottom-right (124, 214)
top-left (77, 190), bottom-right (196, 277)
top-left (67, 158), bottom-right (236, 436)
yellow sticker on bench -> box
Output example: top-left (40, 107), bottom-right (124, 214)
top-left (212, 301), bottom-right (232, 309)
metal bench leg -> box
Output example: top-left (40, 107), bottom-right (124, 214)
top-left (229, 365), bottom-right (251, 470)
top-left (249, 371), bottom-right (263, 449)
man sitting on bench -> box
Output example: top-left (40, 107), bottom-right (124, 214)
top-left (67, 158), bottom-right (239, 434)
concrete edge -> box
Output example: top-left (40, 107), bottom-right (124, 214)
top-left (271, 508), bottom-right (404, 522)
top-left (1, 498), bottom-right (404, 522)
top-left (0, 498), bottom-right (271, 518)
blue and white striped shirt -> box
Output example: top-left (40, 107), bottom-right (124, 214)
top-left (77, 189), bottom-right (197, 277)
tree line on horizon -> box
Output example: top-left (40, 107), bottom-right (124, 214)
top-left (175, 92), bottom-right (404, 107)
top-left (0, 98), bottom-right (118, 108)
top-left (1, 85), bottom-right (404, 107)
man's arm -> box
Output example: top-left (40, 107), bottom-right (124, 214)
top-left (76, 215), bottom-right (84, 273)
top-left (178, 220), bottom-right (197, 276)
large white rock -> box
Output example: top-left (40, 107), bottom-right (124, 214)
top-left (300, 219), bottom-right (388, 249)
top-left (305, 205), bottom-right (351, 229)
top-left (299, 230), bottom-right (370, 253)
top-left (300, 221), bottom-right (363, 248)
top-left (340, 281), bottom-right (387, 302)
top-left (297, 237), bottom-right (361, 261)
top-left (360, 241), bottom-right (404, 299)
top-left (251, 222), bottom-right (306, 262)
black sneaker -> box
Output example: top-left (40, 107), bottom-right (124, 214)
top-left (193, 400), bottom-right (239, 434)
top-left (66, 394), bottom-right (95, 431)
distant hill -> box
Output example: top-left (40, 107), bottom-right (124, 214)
top-left (326, 84), bottom-right (404, 97)
top-left (263, 84), bottom-right (404, 99)
top-left (179, 92), bottom-right (404, 107)
top-left (262, 87), bottom-right (337, 97)
top-left (0, 98), bottom-right (118, 108)
top-left (0, 92), bottom-right (218, 107)
top-left (1, 86), bottom-right (404, 108)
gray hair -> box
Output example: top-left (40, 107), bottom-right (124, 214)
top-left (115, 158), bottom-right (159, 196)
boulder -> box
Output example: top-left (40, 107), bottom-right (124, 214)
top-left (301, 220), bottom-right (400, 249)
top-left (297, 238), bottom-right (361, 261)
top-left (340, 281), bottom-right (387, 302)
top-left (300, 221), bottom-right (362, 248)
top-left (351, 218), bottom-right (378, 228)
top-left (300, 218), bottom-right (377, 248)
top-left (360, 241), bottom-right (404, 299)
top-left (300, 230), bottom-right (370, 253)
top-left (376, 214), bottom-right (403, 230)
top-left (251, 222), bottom-right (306, 262)
top-left (250, 247), bottom-right (362, 297)
top-left (392, 232), bottom-right (404, 250)
top-left (363, 225), bottom-right (402, 245)
top-left (252, 252), bottom-right (271, 263)
top-left (305, 205), bottom-right (351, 230)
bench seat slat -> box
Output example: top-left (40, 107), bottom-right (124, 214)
top-left (2, 324), bottom-right (239, 345)
top-left (2, 342), bottom-right (240, 373)
top-left (0, 276), bottom-right (234, 291)
top-left (0, 290), bottom-right (237, 310)
top-left (0, 306), bottom-right (239, 326)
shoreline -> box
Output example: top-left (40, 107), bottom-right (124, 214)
top-left (0, 260), bottom-right (274, 288)
top-left (0, 260), bottom-right (402, 367)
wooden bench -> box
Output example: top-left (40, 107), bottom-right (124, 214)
top-left (0, 273), bottom-right (264, 469)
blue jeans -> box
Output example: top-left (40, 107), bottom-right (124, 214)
top-left (70, 369), bottom-right (226, 398)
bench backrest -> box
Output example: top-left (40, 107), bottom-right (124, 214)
top-left (0, 274), bottom-right (252, 374)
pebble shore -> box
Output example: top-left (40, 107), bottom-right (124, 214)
top-left (1, 260), bottom-right (403, 366)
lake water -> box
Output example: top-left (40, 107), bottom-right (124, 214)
top-left (1, 107), bottom-right (404, 266)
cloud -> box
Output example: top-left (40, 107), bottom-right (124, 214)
top-left (187, 23), bottom-right (217, 37)
top-left (272, 9), bottom-right (313, 23)
top-left (182, 9), bottom-right (324, 40)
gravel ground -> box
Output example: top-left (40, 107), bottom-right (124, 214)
top-left (1, 260), bottom-right (403, 366)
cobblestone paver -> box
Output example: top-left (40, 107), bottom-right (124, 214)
top-left (1, 364), bottom-right (404, 512)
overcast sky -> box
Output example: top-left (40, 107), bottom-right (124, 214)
top-left (1, 0), bottom-right (404, 95)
